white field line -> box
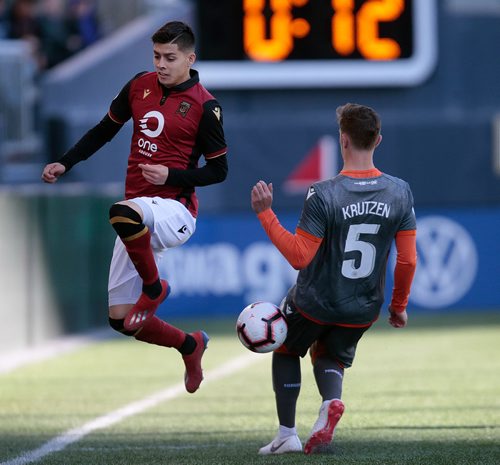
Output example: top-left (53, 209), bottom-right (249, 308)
top-left (0, 351), bottom-right (263, 465)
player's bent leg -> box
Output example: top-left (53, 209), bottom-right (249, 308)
top-left (304, 399), bottom-right (345, 454)
top-left (109, 202), bottom-right (168, 330)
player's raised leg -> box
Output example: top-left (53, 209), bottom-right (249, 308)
top-left (108, 201), bottom-right (169, 330)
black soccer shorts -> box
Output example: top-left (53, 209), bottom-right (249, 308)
top-left (279, 294), bottom-right (371, 368)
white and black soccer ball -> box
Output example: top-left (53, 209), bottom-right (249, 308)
top-left (236, 301), bottom-right (288, 353)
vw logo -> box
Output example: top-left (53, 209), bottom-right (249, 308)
top-left (410, 216), bottom-right (478, 308)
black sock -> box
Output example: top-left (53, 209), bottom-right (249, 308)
top-left (142, 279), bottom-right (162, 299)
top-left (313, 357), bottom-right (344, 401)
top-left (178, 333), bottom-right (196, 355)
top-left (272, 352), bottom-right (301, 428)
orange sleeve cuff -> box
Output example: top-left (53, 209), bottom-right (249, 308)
top-left (257, 209), bottom-right (322, 269)
top-left (390, 230), bottom-right (417, 312)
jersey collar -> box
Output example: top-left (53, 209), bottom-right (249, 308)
top-left (340, 168), bottom-right (382, 178)
top-left (159, 69), bottom-right (200, 93)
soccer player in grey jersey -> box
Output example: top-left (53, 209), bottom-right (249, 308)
top-left (251, 103), bottom-right (417, 455)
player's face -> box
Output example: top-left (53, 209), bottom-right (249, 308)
top-left (153, 43), bottom-right (195, 88)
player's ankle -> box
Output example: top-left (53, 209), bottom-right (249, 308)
top-left (142, 279), bottom-right (162, 299)
top-left (178, 333), bottom-right (196, 355)
top-left (279, 425), bottom-right (297, 438)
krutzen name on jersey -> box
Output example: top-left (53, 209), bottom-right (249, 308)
top-left (342, 201), bottom-right (391, 220)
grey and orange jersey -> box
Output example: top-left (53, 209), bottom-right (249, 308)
top-left (292, 172), bottom-right (416, 326)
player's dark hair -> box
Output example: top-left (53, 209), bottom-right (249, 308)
top-left (151, 21), bottom-right (195, 52)
top-left (336, 103), bottom-right (381, 150)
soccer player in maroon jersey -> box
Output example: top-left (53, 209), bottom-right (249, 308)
top-left (251, 103), bottom-right (417, 454)
top-left (41, 21), bottom-right (228, 394)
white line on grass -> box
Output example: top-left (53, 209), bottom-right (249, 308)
top-left (0, 352), bottom-right (263, 465)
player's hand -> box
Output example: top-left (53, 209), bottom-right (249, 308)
top-left (139, 163), bottom-right (169, 185)
top-left (41, 162), bottom-right (66, 183)
top-left (251, 180), bottom-right (273, 213)
top-left (388, 307), bottom-right (408, 328)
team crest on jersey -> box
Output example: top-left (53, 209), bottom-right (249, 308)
top-left (176, 101), bottom-right (191, 118)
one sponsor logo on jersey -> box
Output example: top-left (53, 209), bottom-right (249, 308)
top-left (178, 225), bottom-right (188, 234)
top-left (143, 88), bottom-right (152, 99)
top-left (139, 111), bottom-right (164, 138)
top-left (342, 201), bottom-right (391, 219)
top-left (152, 200), bottom-right (158, 205)
top-left (176, 101), bottom-right (191, 118)
top-left (138, 110), bottom-right (164, 157)
top-left (212, 106), bottom-right (221, 121)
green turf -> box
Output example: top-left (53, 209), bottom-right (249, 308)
top-left (0, 312), bottom-right (499, 465)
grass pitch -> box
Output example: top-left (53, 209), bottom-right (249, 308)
top-left (0, 312), bottom-right (499, 465)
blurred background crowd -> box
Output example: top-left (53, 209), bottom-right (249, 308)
top-left (0, 0), bottom-right (103, 71)
top-left (0, 0), bottom-right (155, 71)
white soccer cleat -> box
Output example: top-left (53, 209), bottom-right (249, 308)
top-left (304, 399), bottom-right (345, 454)
top-left (258, 434), bottom-right (303, 455)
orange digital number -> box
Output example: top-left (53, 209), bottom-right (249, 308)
top-left (243, 0), bottom-right (310, 62)
top-left (244, 0), bottom-right (404, 62)
top-left (243, 0), bottom-right (294, 61)
top-left (357, 0), bottom-right (404, 59)
top-left (331, 0), bottom-right (356, 56)
top-left (333, 0), bottom-right (404, 59)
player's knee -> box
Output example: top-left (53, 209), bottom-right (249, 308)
top-left (109, 203), bottom-right (142, 223)
top-left (108, 317), bottom-right (136, 337)
top-left (109, 203), bottom-right (144, 238)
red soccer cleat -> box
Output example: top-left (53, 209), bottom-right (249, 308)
top-left (124, 279), bottom-right (170, 331)
top-left (182, 331), bottom-right (209, 393)
top-left (304, 399), bottom-right (345, 454)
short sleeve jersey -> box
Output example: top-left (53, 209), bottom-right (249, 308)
top-left (108, 69), bottom-right (227, 218)
top-left (293, 172), bottom-right (416, 326)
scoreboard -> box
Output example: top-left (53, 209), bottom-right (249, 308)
top-left (195, 0), bottom-right (437, 88)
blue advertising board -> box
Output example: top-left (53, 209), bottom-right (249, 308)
top-left (157, 207), bottom-right (500, 318)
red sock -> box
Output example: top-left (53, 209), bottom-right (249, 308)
top-left (134, 316), bottom-right (186, 348)
top-left (123, 229), bottom-right (158, 285)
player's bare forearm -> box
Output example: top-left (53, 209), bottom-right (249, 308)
top-left (251, 180), bottom-right (273, 213)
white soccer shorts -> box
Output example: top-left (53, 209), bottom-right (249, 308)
top-left (108, 197), bottom-right (196, 306)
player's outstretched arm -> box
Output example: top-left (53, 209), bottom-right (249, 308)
top-left (388, 307), bottom-right (408, 328)
top-left (41, 162), bottom-right (66, 183)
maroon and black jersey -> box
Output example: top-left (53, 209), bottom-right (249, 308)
top-left (109, 69), bottom-right (227, 217)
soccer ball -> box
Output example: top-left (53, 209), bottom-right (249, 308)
top-left (236, 301), bottom-right (288, 353)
